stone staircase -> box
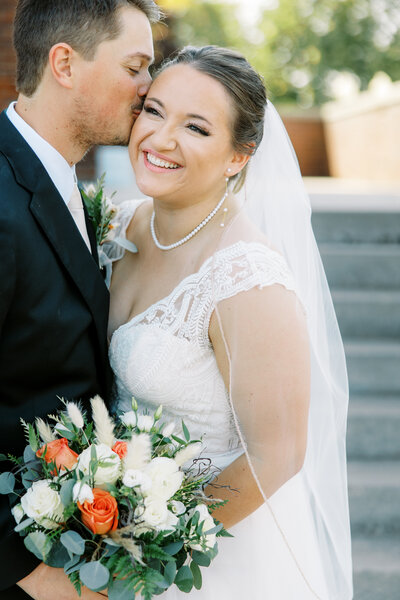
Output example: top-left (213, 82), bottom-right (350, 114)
top-left (311, 190), bottom-right (400, 600)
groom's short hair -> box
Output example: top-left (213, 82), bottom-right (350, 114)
top-left (13, 0), bottom-right (161, 97)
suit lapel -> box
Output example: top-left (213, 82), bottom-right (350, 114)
top-left (0, 112), bottom-right (109, 376)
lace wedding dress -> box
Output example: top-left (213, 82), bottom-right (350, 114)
top-left (107, 200), bottom-right (330, 599)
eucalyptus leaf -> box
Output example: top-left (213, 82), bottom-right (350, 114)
top-left (28, 425), bottom-right (38, 452)
top-left (64, 554), bottom-right (82, 575)
top-left (46, 541), bottom-right (71, 568)
top-left (24, 531), bottom-right (52, 561)
top-left (108, 579), bottom-right (135, 600)
top-left (190, 561), bottom-right (202, 590)
top-left (164, 560), bottom-right (177, 586)
top-left (22, 469), bottom-right (37, 490)
top-left (15, 517), bottom-right (34, 532)
top-left (175, 565), bottom-right (193, 593)
top-left (0, 454), bottom-right (7, 461)
top-left (191, 550), bottom-right (211, 567)
top-left (204, 522), bottom-right (224, 536)
top-left (60, 531), bottom-right (85, 556)
top-left (163, 541), bottom-right (183, 555)
top-left (0, 472), bottom-right (15, 494)
top-left (23, 445), bottom-right (37, 464)
top-left (79, 561), bottom-right (110, 591)
top-left (60, 479), bottom-right (76, 506)
top-left (102, 544), bottom-right (119, 558)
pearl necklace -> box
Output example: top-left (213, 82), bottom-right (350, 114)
top-left (150, 189), bottom-right (228, 251)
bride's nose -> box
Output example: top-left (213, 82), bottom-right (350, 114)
top-left (150, 121), bottom-right (177, 152)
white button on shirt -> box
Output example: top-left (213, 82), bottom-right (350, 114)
top-left (6, 102), bottom-right (91, 251)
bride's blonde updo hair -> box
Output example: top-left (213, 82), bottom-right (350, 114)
top-left (157, 45), bottom-right (267, 190)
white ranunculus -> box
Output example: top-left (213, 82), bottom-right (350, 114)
top-left (11, 503), bottom-right (24, 524)
top-left (144, 457), bottom-right (183, 501)
top-left (136, 415), bottom-right (154, 432)
top-left (77, 444), bottom-right (120, 487)
top-left (188, 504), bottom-right (217, 551)
top-left (140, 497), bottom-right (179, 532)
top-left (123, 469), bottom-right (153, 493)
top-left (162, 422), bottom-right (176, 438)
top-left (170, 500), bottom-right (186, 516)
top-left (120, 411), bottom-right (137, 428)
top-left (21, 481), bottom-right (64, 530)
top-left (174, 443), bottom-right (202, 468)
top-left (73, 482), bottom-right (94, 504)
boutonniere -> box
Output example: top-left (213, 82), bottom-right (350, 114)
top-left (81, 174), bottom-right (137, 287)
top-left (81, 173), bottom-right (119, 246)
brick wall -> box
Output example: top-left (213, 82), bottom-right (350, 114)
top-left (0, 0), bottom-right (17, 111)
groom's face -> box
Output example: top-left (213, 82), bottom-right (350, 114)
top-left (71, 7), bottom-right (154, 147)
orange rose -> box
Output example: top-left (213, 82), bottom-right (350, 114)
top-left (112, 440), bottom-right (128, 460)
top-left (36, 438), bottom-right (78, 473)
top-left (78, 488), bottom-right (119, 535)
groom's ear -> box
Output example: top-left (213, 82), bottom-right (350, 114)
top-left (48, 43), bottom-right (75, 89)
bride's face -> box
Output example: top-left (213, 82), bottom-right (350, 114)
top-left (129, 64), bottom-right (240, 204)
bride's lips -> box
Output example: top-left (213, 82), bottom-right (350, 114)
top-left (142, 148), bottom-right (183, 173)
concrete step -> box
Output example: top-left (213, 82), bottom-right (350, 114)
top-left (352, 535), bottom-right (400, 600)
top-left (345, 340), bottom-right (400, 394)
top-left (312, 211), bottom-right (400, 245)
top-left (347, 396), bottom-right (400, 460)
top-left (332, 290), bottom-right (400, 340)
top-left (348, 461), bottom-right (400, 536)
top-left (320, 243), bottom-right (400, 290)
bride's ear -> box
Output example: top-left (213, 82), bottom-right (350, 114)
top-left (225, 145), bottom-right (254, 178)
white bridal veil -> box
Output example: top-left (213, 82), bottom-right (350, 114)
top-left (210, 102), bottom-right (353, 599)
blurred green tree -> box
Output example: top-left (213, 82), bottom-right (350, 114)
top-left (157, 0), bottom-right (400, 106)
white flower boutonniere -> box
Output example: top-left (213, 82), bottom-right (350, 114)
top-left (81, 173), bottom-right (118, 247)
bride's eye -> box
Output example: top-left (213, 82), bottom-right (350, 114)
top-left (143, 105), bottom-right (161, 117)
top-left (187, 123), bottom-right (210, 136)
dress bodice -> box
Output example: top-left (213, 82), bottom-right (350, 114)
top-left (108, 200), bottom-right (296, 458)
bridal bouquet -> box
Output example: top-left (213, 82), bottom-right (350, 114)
top-left (0, 397), bottom-right (230, 599)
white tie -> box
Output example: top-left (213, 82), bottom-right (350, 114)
top-left (68, 183), bottom-right (92, 252)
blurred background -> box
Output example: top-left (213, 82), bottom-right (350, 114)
top-left (1, 1), bottom-right (399, 598)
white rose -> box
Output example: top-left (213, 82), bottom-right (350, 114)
top-left (144, 457), bottom-right (184, 501)
top-left (170, 500), bottom-right (186, 516)
top-left (123, 469), bottom-right (153, 493)
top-left (174, 443), bottom-right (202, 468)
top-left (77, 444), bottom-right (120, 487)
top-left (120, 411), bottom-right (137, 428)
top-left (21, 481), bottom-right (64, 530)
top-left (188, 504), bottom-right (216, 551)
top-left (139, 497), bottom-right (178, 532)
top-left (136, 415), bottom-right (154, 432)
top-left (162, 422), bottom-right (176, 438)
top-left (73, 482), bottom-right (94, 504)
top-left (11, 503), bottom-right (25, 524)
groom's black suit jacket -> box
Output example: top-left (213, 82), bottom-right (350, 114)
top-left (0, 111), bottom-right (112, 594)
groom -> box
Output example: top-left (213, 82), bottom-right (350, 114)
top-left (0, 1), bottom-right (158, 598)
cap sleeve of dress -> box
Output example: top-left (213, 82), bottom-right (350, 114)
top-left (100, 199), bottom-right (146, 287)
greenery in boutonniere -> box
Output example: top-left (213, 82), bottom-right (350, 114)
top-left (81, 174), bottom-right (118, 246)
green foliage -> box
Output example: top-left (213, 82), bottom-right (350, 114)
top-left (161, 0), bottom-right (400, 106)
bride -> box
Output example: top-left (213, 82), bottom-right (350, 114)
top-left (105, 46), bottom-right (352, 599)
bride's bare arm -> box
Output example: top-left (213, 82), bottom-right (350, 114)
top-left (207, 284), bottom-right (310, 529)
top-left (18, 563), bottom-right (106, 600)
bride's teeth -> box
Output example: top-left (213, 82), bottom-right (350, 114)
top-left (146, 152), bottom-right (179, 169)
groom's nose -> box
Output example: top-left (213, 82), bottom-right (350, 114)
top-left (138, 71), bottom-right (152, 98)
